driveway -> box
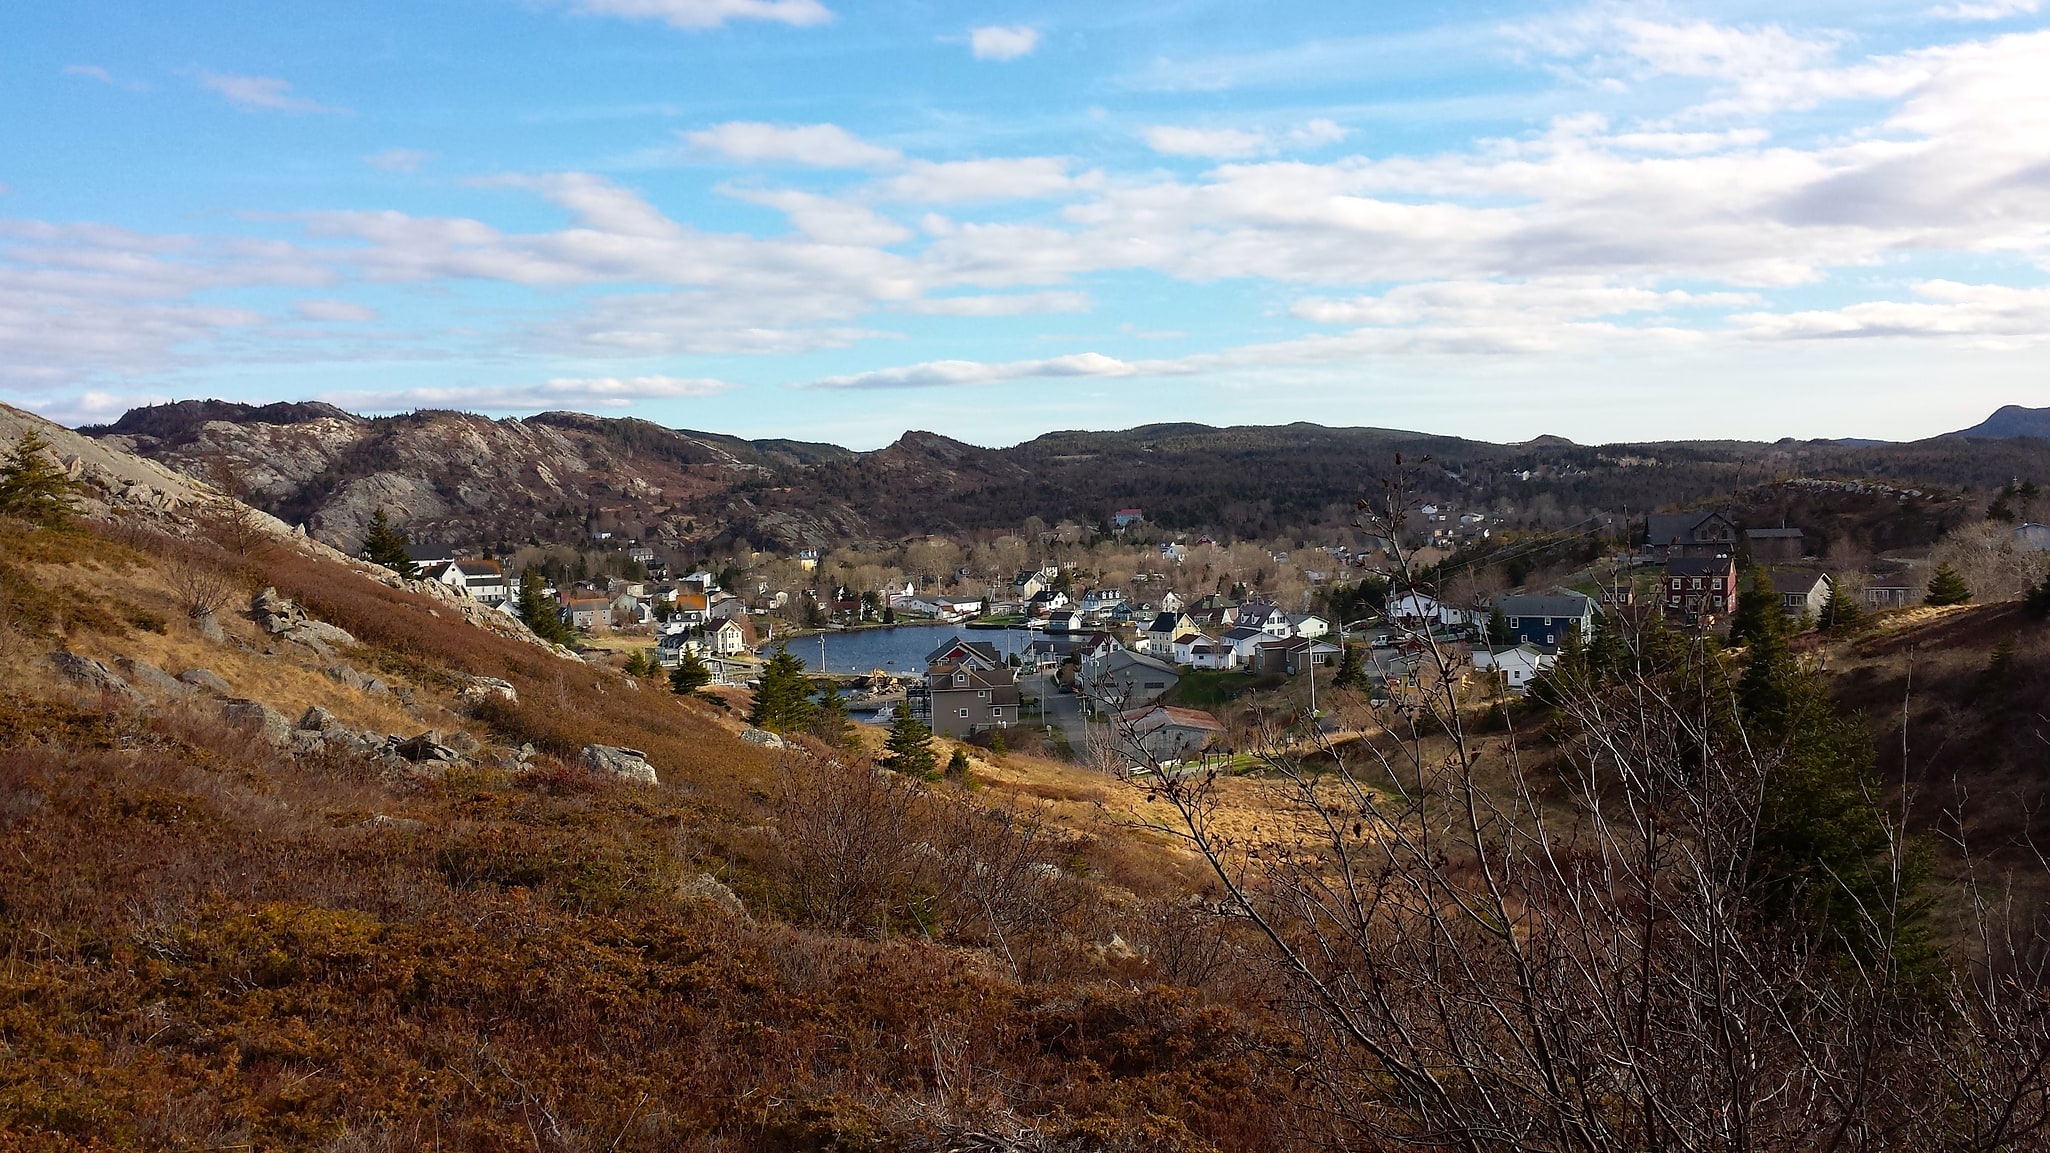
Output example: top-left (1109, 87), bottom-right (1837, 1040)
top-left (1025, 672), bottom-right (1090, 756)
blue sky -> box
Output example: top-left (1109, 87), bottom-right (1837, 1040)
top-left (3, 0), bottom-right (2047, 447)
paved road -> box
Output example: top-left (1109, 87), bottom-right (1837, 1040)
top-left (1025, 672), bottom-right (1091, 756)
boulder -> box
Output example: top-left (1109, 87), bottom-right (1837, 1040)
top-left (677, 873), bottom-right (748, 919)
top-left (457, 676), bottom-right (517, 706)
top-left (298, 705), bottom-right (342, 732)
top-left (390, 731), bottom-right (460, 764)
top-left (287, 620), bottom-right (356, 648)
top-left (192, 612), bottom-right (226, 643)
top-left (45, 652), bottom-right (146, 707)
top-left (176, 668), bottom-right (232, 694)
top-left (739, 727), bottom-right (786, 750)
top-left (116, 658), bottom-right (192, 699)
top-left (218, 698), bottom-right (291, 744)
top-left (580, 744), bottom-right (658, 785)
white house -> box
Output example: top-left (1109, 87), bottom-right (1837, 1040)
top-left (1386, 593), bottom-right (1475, 629)
top-left (1290, 613), bottom-right (1331, 640)
top-left (1473, 644), bottom-right (1555, 695)
top-left (1185, 637), bottom-right (1239, 670)
top-left (708, 617), bottom-right (749, 656)
top-left (1223, 625), bottom-right (1272, 661)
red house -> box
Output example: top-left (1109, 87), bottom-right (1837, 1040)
top-left (1664, 555), bottom-right (1738, 626)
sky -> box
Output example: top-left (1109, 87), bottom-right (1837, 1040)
top-left (2, 0), bottom-right (2048, 449)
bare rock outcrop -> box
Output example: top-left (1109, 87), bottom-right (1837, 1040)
top-left (581, 744), bottom-right (658, 785)
top-left (46, 652), bottom-right (146, 707)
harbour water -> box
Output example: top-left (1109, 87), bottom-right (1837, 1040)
top-left (773, 623), bottom-right (1042, 675)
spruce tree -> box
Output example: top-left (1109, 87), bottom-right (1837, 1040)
top-left (670, 651), bottom-right (712, 696)
top-left (1334, 643), bottom-right (1367, 689)
top-left (1729, 566), bottom-right (1782, 648)
top-left (883, 707), bottom-right (938, 779)
top-left (514, 567), bottom-right (571, 645)
top-left (1819, 585), bottom-right (1864, 634)
top-left (946, 747), bottom-right (971, 778)
top-left (1487, 606), bottom-right (1512, 646)
top-left (808, 679), bottom-right (854, 746)
top-left (2026, 574), bottom-right (2050, 618)
top-left (0, 430), bottom-right (80, 528)
top-left (1925, 563), bottom-right (1972, 607)
top-left (362, 509), bottom-right (418, 578)
top-left (749, 646), bottom-right (815, 733)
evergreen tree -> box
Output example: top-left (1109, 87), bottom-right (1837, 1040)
top-left (1819, 585), bottom-right (1864, 634)
top-left (670, 651), bottom-right (712, 696)
top-left (1729, 566), bottom-right (1783, 649)
top-left (883, 707), bottom-right (938, 779)
top-left (0, 430), bottom-right (80, 528)
top-left (1487, 606), bottom-right (1512, 646)
top-left (808, 679), bottom-right (854, 746)
top-left (2026, 574), bottom-right (2050, 618)
top-left (749, 646), bottom-right (815, 733)
top-left (361, 509), bottom-right (418, 578)
top-left (988, 729), bottom-right (1007, 756)
top-left (1925, 563), bottom-right (1972, 607)
top-left (1334, 643), bottom-right (1368, 689)
top-left (514, 567), bottom-right (571, 645)
top-left (623, 649), bottom-right (650, 678)
top-left (946, 747), bottom-right (972, 778)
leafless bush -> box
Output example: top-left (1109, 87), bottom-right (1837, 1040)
top-left (194, 453), bottom-right (277, 558)
top-left (164, 548), bottom-right (243, 621)
top-left (777, 753), bottom-right (929, 933)
top-left (929, 797), bottom-right (1091, 976)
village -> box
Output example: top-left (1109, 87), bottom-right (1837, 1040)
top-left (384, 494), bottom-right (2050, 771)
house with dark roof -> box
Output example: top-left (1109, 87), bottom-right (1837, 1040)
top-left (1745, 527), bottom-right (1807, 563)
top-left (1082, 650), bottom-right (1181, 710)
top-left (918, 662), bottom-right (1021, 738)
top-left (1770, 570), bottom-right (1833, 621)
top-left (1115, 704), bottom-right (1225, 764)
top-left (403, 540), bottom-right (456, 570)
top-left (1495, 593), bottom-right (1599, 651)
top-left (1144, 611), bottom-right (1196, 657)
top-left (1644, 510), bottom-right (1739, 559)
top-left (1662, 555), bottom-right (1738, 626)
top-left (925, 636), bottom-right (1005, 672)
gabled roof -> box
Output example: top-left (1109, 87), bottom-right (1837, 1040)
top-left (1119, 704), bottom-right (1225, 733)
top-left (1745, 527), bottom-right (1805, 539)
top-left (403, 541), bottom-right (454, 562)
top-left (1147, 612), bottom-right (1187, 633)
top-left (1497, 593), bottom-right (1597, 619)
top-left (1104, 650), bottom-right (1179, 676)
top-left (1223, 625), bottom-right (1267, 642)
top-left (1665, 556), bottom-right (1736, 577)
top-left (1769, 570), bottom-right (1831, 595)
top-left (925, 637), bottom-right (1002, 669)
top-left (1645, 510), bottom-right (1734, 546)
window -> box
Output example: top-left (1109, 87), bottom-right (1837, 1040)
top-left (1546, 633), bottom-right (1556, 644)
top-left (991, 708), bottom-right (1003, 719)
top-left (957, 708), bottom-right (970, 718)
top-left (1691, 578), bottom-right (1703, 590)
top-left (978, 690), bottom-right (988, 699)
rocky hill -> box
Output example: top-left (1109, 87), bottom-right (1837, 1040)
top-left (1951, 404), bottom-right (2050, 441)
top-left (83, 402), bottom-right (2050, 557)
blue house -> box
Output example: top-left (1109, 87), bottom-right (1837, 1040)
top-left (1495, 593), bottom-right (1599, 652)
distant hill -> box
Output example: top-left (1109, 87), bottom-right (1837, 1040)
top-left (1950, 405), bottom-right (2050, 440)
top-left (81, 402), bottom-right (2050, 555)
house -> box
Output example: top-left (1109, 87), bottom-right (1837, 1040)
top-left (1496, 593), bottom-right (1599, 651)
top-left (2017, 523), bottom-right (2050, 552)
top-left (797, 548), bottom-right (820, 572)
top-left (1083, 651), bottom-right (1181, 710)
top-left (1385, 593), bottom-right (1475, 629)
top-left (1644, 510), bottom-right (1739, 559)
top-left (1045, 608), bottom-right (1085, 633)
top-left (1159, 590), bottom-right (1185, 612)
top-left (1222, 625), bottom-right (1272, 661)
top-left (627, 545), bottom-right (656, 565)
top-left (1661, 556), bottom-right (1738, 626)
top-left (1745, 527), bottom-right (1807, 563)
top-left (925, 637), bottom-right (1005, 672)
top-left (1112, 508), bottom-right (1145, 530)
top-left (1027, 589), bottom-right (1071, 616)
top-left (1115, 705), bottom-right (1225, 764)
top-left (1250, 637), bottom-right (1340, 677)
top-left (561, 595), bottom-right (612, 632)
top-left (438, 559), bottom-right (507, 605)
top-left (1235, 602), bottom-right (1294, 637)
top-left (707, 617), bottom-right (750, 656)
top-left (917, 662), bottom-right (1021, 739)
top-left (1473, 643), bottom-right (1555, 695)
top-left (1864, 584), bottom-right (1916, 609)
top-left (1144, 611), bottom-right (1197, 657)
top-left (654, 629), bottom-right (697, 667)
top-left (403, 541), bottom-right (456, 571)
top-left (1178, 635), bottom-right (1239, 670)
top-left (1770, 570), bottom-right (1833, 621)
top-left (1290, 613), bottom-right (1331, 640)
top-left (1078, 588), bottom-right (1126, 618)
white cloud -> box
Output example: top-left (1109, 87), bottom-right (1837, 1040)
top-left (1734, 280), bottom-right (2050, 343)
top-left (1143, 119), bottom-right (1352, 159)
top-left (1292, 280), bottom-right (1757, 326)
top-left (903, 291), bottom-right (1092, 316)
top-left (322, 374), bottom-right (738, 413)
top-left (1929, 0), bottom-right (2039, 19)
top-left (294, 299), bottom-right (379, 323)
top-left (366, 149), bottom-right (435, 173)
top-left (64, 65), bottom-right (115, 84)
top-left (728, 188), bottom-right (913, 245)
top-left (969, 26), bottom-right (1040, 61)
top-left (684, 121), bottom-right (901, 168)
top-left (870, 158), bottom-right (1099, 203)
top-left (199, 72), bottom-right (348, 114)
top-left (565, 0), bottom-right (832, 30)
top-left (806, 352), bottom-right (1147, 389)
top-left (1143, 126), bottom-right (1273, 159)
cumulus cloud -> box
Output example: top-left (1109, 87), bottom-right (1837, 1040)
top-left (1735, 280), bottom-right (2050, 343)
top-left (727, 188), bottom-right (913, 245)
top-left (805, 352), bottom-right (1147, 389)
top-left (294, 299), bottom-right (379, 323)
top-left (870, 158), bottom-right (1099, 202)
top-left (903, 291), bottom-right (1092, 316)
top-left (684, 121), bottom-right (901, 167)
top-left (366, 149), bottom-right (435, 172)
top-left (199, 72), bottom-right (348, 114)
top-left (1929, 0), bottom-right (2039, 19)
top-left (969, 25), bottom-right (1039, 61)
top-left (321, 374), bottom-right (738, 413)
top-left (565, 0), bottom-right (832, 30)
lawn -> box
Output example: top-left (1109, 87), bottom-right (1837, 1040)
top-left (1165, 669), bottom-right (1257, 710)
